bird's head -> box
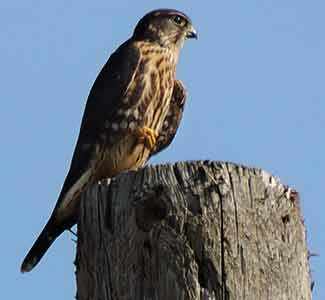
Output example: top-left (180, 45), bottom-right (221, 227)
top-left (133, 9), bottom-right (197, 48)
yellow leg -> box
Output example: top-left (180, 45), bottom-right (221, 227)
top-left (135, 127), bottom-right (158, 151)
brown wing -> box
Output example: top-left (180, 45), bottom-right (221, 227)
top-left (60, 40), bottom-right (141, 198)
top-left (20, 39), bottom-right (141, 273)
top-left (150, 79), bottom-right (187, 157)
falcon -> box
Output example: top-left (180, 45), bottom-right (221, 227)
top-left (21, 8), bottom-right (197, 273)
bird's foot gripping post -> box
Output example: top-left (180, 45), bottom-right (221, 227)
top-left (135, 126), bottom-right (158, 151)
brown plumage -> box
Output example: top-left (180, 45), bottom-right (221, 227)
top-left (21, 9), bottom-right (197, 273)
top-left (151, 79), bottom-right (187, 156)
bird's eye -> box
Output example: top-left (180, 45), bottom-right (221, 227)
top-left (172, 15), bottom-right (186, 26)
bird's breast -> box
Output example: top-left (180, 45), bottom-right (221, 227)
top-left (95, 135), bottom-right (149, 180)
top-left (138, 50), bottom-right (176, 134)
top-left (94, 45), bottom-right (178, 179)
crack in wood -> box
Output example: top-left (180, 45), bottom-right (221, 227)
top-left (76, 161), bottom-right (311, 300)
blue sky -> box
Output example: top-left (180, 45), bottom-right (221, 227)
top-left (1, 1), bottom-right (324, 299)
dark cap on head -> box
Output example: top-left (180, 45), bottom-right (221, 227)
top-left (139, 9), bottom-right (192, 25)
top-left (133, 8), bottom-right (197, 42)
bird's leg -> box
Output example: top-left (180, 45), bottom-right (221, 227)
top-left (67, 228), bottom-right (78, 244)
top-left (135, 127), bottom-right (158, 151)
top-left (68, 228), bottom-right (77, 237)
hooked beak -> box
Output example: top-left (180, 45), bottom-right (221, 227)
top-left (186, 25), bottom-right (198, 40)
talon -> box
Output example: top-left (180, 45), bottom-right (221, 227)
top-left (135, 127), bottom-right (158, 151)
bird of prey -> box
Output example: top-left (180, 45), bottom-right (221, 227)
top-left (21, 8), bottom-right (197, 273)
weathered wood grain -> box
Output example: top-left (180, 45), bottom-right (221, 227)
top-left (76, 161), bottom-right (311, 300)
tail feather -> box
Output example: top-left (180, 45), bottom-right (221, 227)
top-left (21, 220), bottom-right (63, 273)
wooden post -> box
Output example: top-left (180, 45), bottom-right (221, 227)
top-left (75, 161), bottom-right (311, 300)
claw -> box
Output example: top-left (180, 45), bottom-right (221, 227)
top-left (135, 127), bottom-right (158, 151)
